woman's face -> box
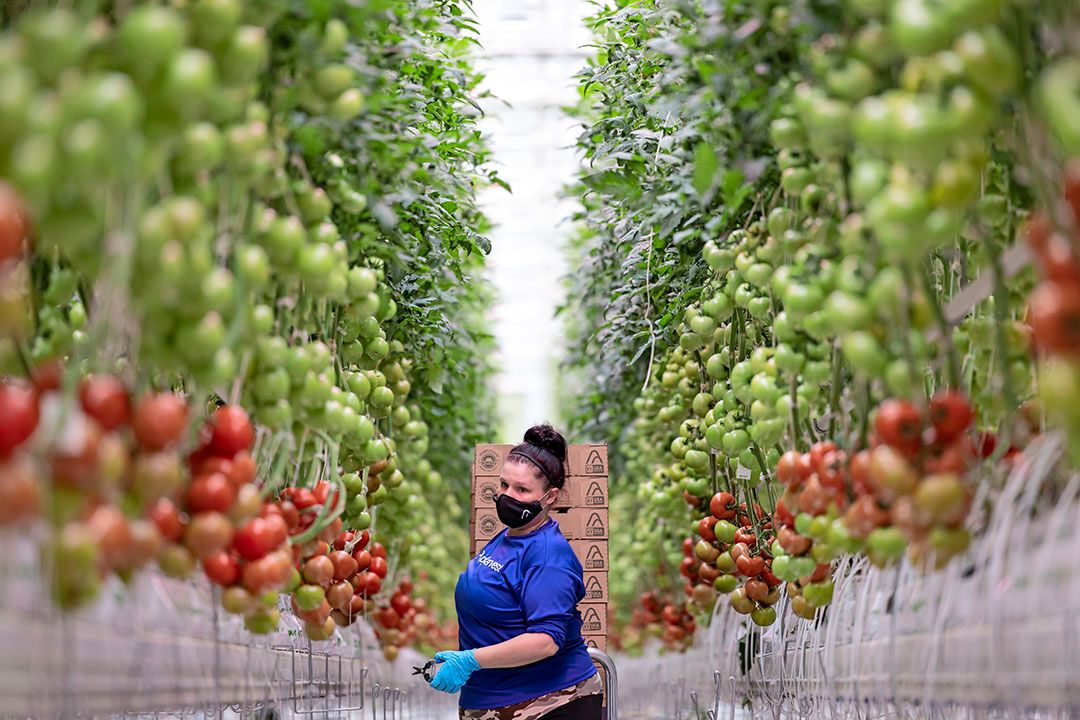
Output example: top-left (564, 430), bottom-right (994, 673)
top-left (500, 461), bottom-right (554, 505)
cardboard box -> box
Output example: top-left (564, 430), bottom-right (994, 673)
top-left (473, 443), bottom-right (609, 478)
top-left (472, 508), bottom-right (608, 541)
top-left (583, 572), bottom-right (608, 603)
top-left (472, 475), bottom-right (608, 509)
top-left (578, 603), bottom-right (608, 636)
top-left (566, 444), bottom-right (608, 477)
top-left (583, 635), bottom-right (608, 653)
top-left (553, 507), bottom-right (608, 540)
top-left (571, 540), bottom-right (608, 572)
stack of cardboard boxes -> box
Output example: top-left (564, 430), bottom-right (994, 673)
top-left (470, 444), bottom-right (609, 653)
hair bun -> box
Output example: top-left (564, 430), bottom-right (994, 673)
top-left (524, 423), bottom-right (567, 462)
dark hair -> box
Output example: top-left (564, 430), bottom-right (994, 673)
top-left (506, 423), bottom-right (567, 489)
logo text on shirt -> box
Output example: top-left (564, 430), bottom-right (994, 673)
top-left (476, 551), bottom-right (504, 573)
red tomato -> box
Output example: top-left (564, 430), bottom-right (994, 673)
top-left (733, 527), bottom-right (756, 546)
top-left (202, 551), bottom-right (240, 586)
top-left (709, 491), bottom-right (736, 520)
top-left (243, 554), bottom-right (283, 593)
top-left (928, 390), bottom-right (973, 442)
top-left (355, 571), bottom-right (382, 597)
top-left (329, 550), bottom-right (358, 581)
top-left (390, 592), bottom-right (412, 617)
top-left (817, 450), bottom-right (847, 491)
top-left (398, 577), bottom-right (413, 594)
top-left (376, 606), bottom-right (401, 629)
top-left (186, 473), bottom-right (236, 514)
top-left (698, 516), bottom-right (718, 542)
top-left (776, 450), bottom-right (812, 489)
top-left (808, 442), bottom-right (839, 475)
top-left (205, 405), bottom-right (254, 457)
top-left (1029, 280), bottom-right (1080, 354)
top-left (678, 556), bottom-right (697, 579)
top-left (233, 517), bottom-right (274, 561)
top-left (849, 450), bottom-right (872, 496)
top-left (0, 381), bottom-right (39, 457)
top-left (78, 375), bottom-right (130, 432)
top-left (352, 549), bottom-right (372, 571)
top-left (333, 530), bottom-right (355, 551)
top-left (313, 481), bottom-right (331, 505)
top-left (133, 393), bottom-right (189, 451)
top-left (370, 542), bottom-right (387, 560)
top-left (370, 555), bottom-right (388, 579)
top-left (291, 488), bottom-right (318, 510)
top-left (229, 452), bottom-right (257, 487)
top-left (874, 399), bottom-right (923, 452)
top-left (352, 529), bottom-right (370, 552)
top-left (735, 554), bottom-right (765, 577)
top-left (148, 498), bottom-right (185, 542)
top-left (264, 513), bottom-right (288, 547)
top-left (277, 500), bottom-right (301, 531)
top-left (0, 183), bottom-right (29, 262)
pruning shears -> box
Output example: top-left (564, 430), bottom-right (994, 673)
top-left (412, 658), bottom-right (437, 683)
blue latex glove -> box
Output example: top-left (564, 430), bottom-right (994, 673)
top-left (429, 649), bottom-right (481, 693)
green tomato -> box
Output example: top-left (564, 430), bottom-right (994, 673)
top-left (751, 606), bottom-right (777, 626)
top-left (867, 526), bottom-right (907, 559)
top-left (841, 331), bottom-right (888, 375)
top-left (713, 575), bottom-right (738, 594)
top-left (803, 579), bottom-right (834, 608)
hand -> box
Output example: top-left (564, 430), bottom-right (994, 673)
top-left (429, 649), bottom-right (481, 693)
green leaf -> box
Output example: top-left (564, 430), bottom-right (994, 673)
top-left (692, 141), bottom-right (719, 198)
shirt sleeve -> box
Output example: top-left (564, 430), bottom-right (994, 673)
top-left (520, 562), bottom-right (583, 647)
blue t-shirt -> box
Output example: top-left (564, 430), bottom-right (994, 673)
top-left (455, 518), bottom-right (598, 709)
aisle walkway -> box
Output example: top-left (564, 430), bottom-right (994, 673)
top-left (472, 0), bottom-right (592, 438)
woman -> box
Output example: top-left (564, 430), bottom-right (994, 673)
top-left (427, 424), bottom-right (602, 720)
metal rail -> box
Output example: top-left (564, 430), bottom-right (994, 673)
top-left (589, 647), bottom-right (619, 720)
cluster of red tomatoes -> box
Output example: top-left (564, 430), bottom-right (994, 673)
top-left (618, 590), bottom-right (697, 652)
top-left (1026, 163), bottom-right (1080, 465)
top-left (775, 392), bottom-right (982, 582)
top-left (687, 492), bottom-right (784, 627)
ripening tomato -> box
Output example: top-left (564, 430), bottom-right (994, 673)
top-left (205, 405), bottom-right (254, 457)
top-left (186, 473), bottom-right (236, 514)
top-left (86, 504), bottom-right (134, 571)
top-left (329, 550), bottom-right (358, 581)
top-left (0, 381), bottom-right (39, 457)
top-left (78, 375), bottom-right (130, 431)
top-left (776, 450), bottom-right (811, 489)
top-left (1029, 281), bottom-right (1080, 355)
top-left (808, 442), bottom-right (839, 475)
top-left (0, 183), bottom-right (29, 263)
top-left (148, 498), bottom-right (185, 542)
top-left (302, 555), bottom-right (335, 587)
top-left (817, 450), bottom-right (847, 491)
top-left (133, 393), bottom-right (189, 451)
top-left (184, 511), bottom-right (234, 558)
top-left (229, 452), bottom-right (257, 487)
top-left (698, 516), bottom-right (718, 542)
top-left (0, 457), bottom-right (40, 525)
top-left (202, 551), bottom-right (240, 586)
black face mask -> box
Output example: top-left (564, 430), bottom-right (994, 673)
top-left (495, 492), bottom-right (551, 529)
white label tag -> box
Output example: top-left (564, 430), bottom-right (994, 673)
top-left (736, 464), bottom-right (752, 480)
